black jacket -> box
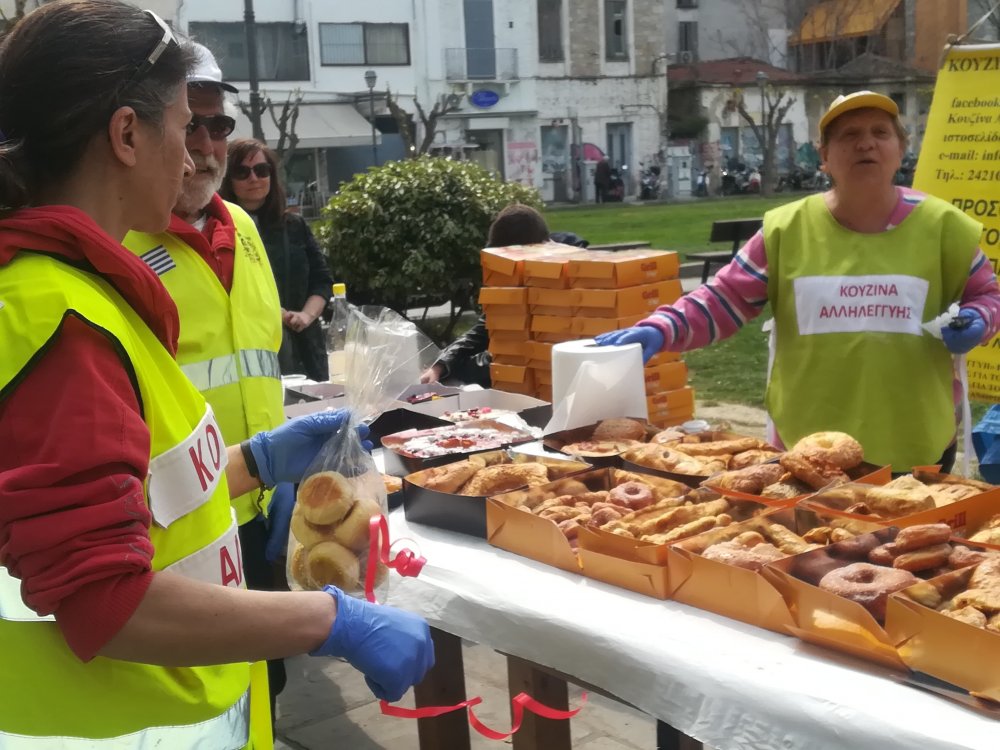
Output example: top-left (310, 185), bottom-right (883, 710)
top-left (255, 212), bottom-right (334, 381)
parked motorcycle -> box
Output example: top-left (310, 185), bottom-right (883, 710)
top-left (639, 163), bottom-right (661, 200)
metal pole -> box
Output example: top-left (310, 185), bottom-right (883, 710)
top-left (369, 87), bottom-right (378, 166)
top-left (243, 0), bottom-right (264, 141)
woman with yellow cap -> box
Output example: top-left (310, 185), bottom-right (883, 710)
top-left (598, 90), bottom-right (1000, 472)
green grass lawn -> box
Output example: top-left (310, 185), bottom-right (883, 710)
top-left (544, 196), bottom-right (792, 261)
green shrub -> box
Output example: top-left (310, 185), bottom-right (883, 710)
top-left (317, 156), bottom-right (541, 316)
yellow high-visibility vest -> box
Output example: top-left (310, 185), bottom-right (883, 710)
top-left (0, 251), bottom-right (271, 749)
top-left (125, 202), bottom-right (285, 524)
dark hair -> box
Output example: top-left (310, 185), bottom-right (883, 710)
top-left (220, 138), bottom-right (287, 226)
top-left (486, 203), bottom-right (550, 247)
top-left (0, 0), bottom-right (195, 210)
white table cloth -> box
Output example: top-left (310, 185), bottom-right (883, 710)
top-left (385, 510), bottom-right (998, 750)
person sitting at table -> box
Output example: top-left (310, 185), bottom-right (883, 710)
top-left (420, 204), bottom-right (587, 387)
top-left (596, 91), bottom-right (1000, 473)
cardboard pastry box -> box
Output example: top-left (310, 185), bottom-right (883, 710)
top-left (567, 249), bottom-right (680, 289)
top-left (404, 450), bottom-right (590, 537)
top-left (666, 506), bottom-right (881, 633)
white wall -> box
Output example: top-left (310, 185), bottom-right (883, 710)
top-left (182, 0), bottom-right (418, 101)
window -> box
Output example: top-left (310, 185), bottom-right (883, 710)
top-left (677, 0), bottom-right (698, 7)
top-left (679, 21), bottom-right (698, 56)
top-left (604, 0), bottom-right (628, 61)
top-left (889, 91), bottom-right (907, 115)
top-left (319, 23), bottom-right (410, 66)
top-left (189, 22), bottom-right (309, 81)
top-left (538, 0), bottom-right (563, 62)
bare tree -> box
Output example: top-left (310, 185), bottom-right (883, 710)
top-left (385, 90), bottom-right (461, 157)
top-left (735, 85), bottom-right (795, 196)
top-left (238, 89), bottom-right (303, 170)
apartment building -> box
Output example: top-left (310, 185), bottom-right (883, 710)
top-left (419, 0), bottom-right (666, 200)
top-left (664, 0), bottom-right (790, 67)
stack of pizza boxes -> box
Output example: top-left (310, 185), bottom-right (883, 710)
top-left (479, 243), bottom-right (695, 427)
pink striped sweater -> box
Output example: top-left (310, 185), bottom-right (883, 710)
top-left (638, 188), bottom-right (1000, 440)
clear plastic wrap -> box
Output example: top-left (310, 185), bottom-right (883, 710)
top-left (287, 306), bottom-right (440, 597)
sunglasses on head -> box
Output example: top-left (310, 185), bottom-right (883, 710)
top-left (121, 10), bottom-right (177, 89)
top-left (186, 114), bottom-right (236, 141)
top-left (232, 163), bottom-right (273, 180)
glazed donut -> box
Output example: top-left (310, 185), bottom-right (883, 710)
top-left (892, 543), bottom-right (952, 573)
top-left (297, 471), bottom-right (355, 525)
top-left (609, 481), bottom-right (655, 510)
top-left (827, 533), bottom-right (881, 560)
top-left (332, 495), bottom-right (382, 552)
top-left (702, 540), bottom-right (787, 570)
top-left (593, 418), bottom-right (648, 442)
top-left (791, 431), bottom-right (864, 469)
top-left (948, 545), bottom-right (990, 569)
top-left (893, 523), bottom-right (952, 552)
top-left (818, 562), bottom-right (918, 621)
top-left (306, 540), bottom-right (360, 591)
top-left (867, 543), bottom-right (899, 566)
top-left (290, 504), bottom-right (338, 549)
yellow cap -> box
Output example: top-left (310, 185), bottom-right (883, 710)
top-left (819, 90), bottom-right (899, 137)
top-left (333, 283), bottom-right (346, 296)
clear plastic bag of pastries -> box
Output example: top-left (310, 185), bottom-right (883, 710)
top-left (287, 306), bottom-right (441, 598)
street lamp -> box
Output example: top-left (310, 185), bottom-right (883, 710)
top-left (364, 70), bottom-right (378, 167)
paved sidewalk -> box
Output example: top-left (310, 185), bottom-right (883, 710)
top-left (274, 643), bottom-right (654, 750)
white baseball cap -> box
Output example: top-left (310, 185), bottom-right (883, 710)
top-left (188, 42), bottom-right (238, 93)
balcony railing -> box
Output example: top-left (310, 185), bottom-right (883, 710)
top-left (445, 48), bottom-right (519, 82)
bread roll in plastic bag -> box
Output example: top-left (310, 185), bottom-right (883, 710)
top-left (288, 306), bottom-right (440, 597)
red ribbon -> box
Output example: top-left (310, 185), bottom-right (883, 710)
top-left (365, 514), bottom-right (426, 603)
top-left (366, 513), bottom-right (586, 737)
top-left (379, 691), bottom-right (588, 740)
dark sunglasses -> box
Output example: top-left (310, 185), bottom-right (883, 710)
top-left (186, 114), bottom-right (236, 141)
top-left (231, 163), bottom-right (273, 180)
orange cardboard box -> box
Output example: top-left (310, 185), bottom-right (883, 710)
top-left (648, 349), bottom-right (681, 366)
top-left (704, 463), bottom-right (891, 506)
top-left (527, 287), bottom-right (576, 316)
top-left (886, 566), bottom-right (1000, 704)
top-left (488, 336), bottom-right (531, 366)
top-left (480, 242), bottom-right (583, 287)
top-left (523, 255), bottom-right (574, 289)
top-left (536, 384), bottom-right (553, 402)
top-left (478, 286), bottom-right (528, 317)
top-left (573, 314), bottom-right (642, 338)
top-left (646, 405), bottom-right (696, 428)
top-left (532, 367), bottom-right (552, 387)
top-left (568, 249), bottom-right (681, 289)
top-left (530, 314), bottom-right (575, 343)
top-left (487, 468), bottom-right (745, 598)
top-left (575, 279), bottom-right (683, 318)
top-left (760, 527), bottom-right (909, 670)
top-left (798, 479), bottom-right (1000, 532)
top-left (526, 340), bottom-right (553, 370)
top-left (484, 311), bottom-right (530, 333)
top-left (647, 386), bottom-right (695, 414)
top-left (666, 506), bottom-right (882, 633)
top-left (489, 364), bottom-right (535, 396)
top-left (576, 528), bottom-right (671, 599)
top-left (643, 362), bottom-right (688, 394)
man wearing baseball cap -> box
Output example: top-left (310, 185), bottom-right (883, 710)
top-left (123, 42), bottom-right (290, 728)
top-left (598, 89), bottom-right (1000, 472)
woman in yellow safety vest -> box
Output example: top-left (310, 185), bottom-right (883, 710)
top-left (0, 3), bottom-right (432, 748)
top-left (597, 91), bottom-right (1000, 472)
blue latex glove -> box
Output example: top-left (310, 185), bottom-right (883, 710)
top-left (264, 483), bottom-right (295, 563)
top-left (311, 585), bottom-right (435, 702)
top-left (941, 308), bottom-right (986, 354)
top-left (594, 325), bottom-right (666, 363)
top-left (248, 410), bottom-right (373, 487)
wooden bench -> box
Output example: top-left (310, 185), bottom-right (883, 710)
top-left (586, 241), bottom-right (652, 251)
top-left (686, 218), bottom-right (763, 283)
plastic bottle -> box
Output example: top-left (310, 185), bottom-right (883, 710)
top-left (326, 282), bottom-right (349, 383)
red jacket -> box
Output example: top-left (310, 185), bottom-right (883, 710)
top-left (0, 207), bottom-right (182, 661)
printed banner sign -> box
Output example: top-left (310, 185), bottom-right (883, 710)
top-left (914, 43), bottom-right (1000, 401)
